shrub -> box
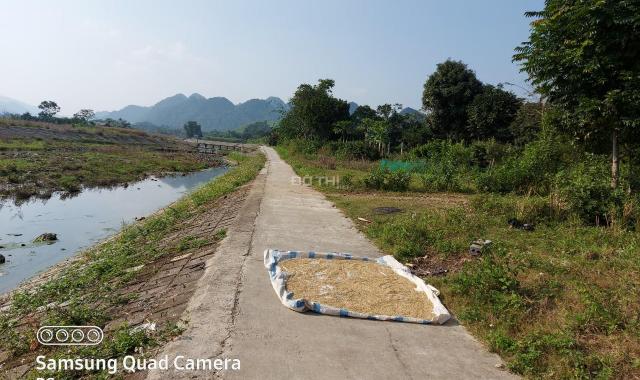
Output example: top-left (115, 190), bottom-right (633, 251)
top-left (469, 139), bottom-right (512, 168)
top-left (329, 140), bottom-right (380, 161)
top-left (553, 154), bottom-right (636, 226)
top-left (478, 131), bottom-right (573, 194)
top-left (411, 140), bottom-right (477, 192)
top-left (363, 167), bottom-right (410, 191)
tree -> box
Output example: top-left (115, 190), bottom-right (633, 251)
top-left (467, 84), bottom-right (522, 141)
top-left (398, 113), bottom-right (430, 152)
top-left (241, 121), bottom-right (271, 141)
top-left (38, 100), bottom-right (60, 120)
top-left (332, 120), bottom-right (354, 142)
top-left (351, 105), bottom-right (378, 124)
top-left (103, 118), bottom-right (131, 128)
top-left (73, 109), bottom-right (95, 123)
top-left (514, 0), bottom-right (640, 188)
top-left (278, 79), bottom-right (350, 141)
top-left (509, 102), bottom-right (543, 146)
top-left (422, 60), bottom-right (483, 140)
top-left (183, 121), bottom-right (203, 138)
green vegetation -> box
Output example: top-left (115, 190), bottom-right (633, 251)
top-left (270, 3), bottom-right (640, 376)
top-left (205, 120), bottom-right (274, 143)
top-left (183, 120), bottom-right (203, 138)
top-left (279, 144), bottom-right (640, 378)
top-left (0, 120), bottom-right (220, 202)
top-left (0, 152), bottom-right (265, 378)
top-left (329, 193), bottom-right (640, 378)
top-left (514, 0), bottom-right (640, 188)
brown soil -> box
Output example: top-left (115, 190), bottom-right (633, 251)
top-left (407, 250), bottom-right (473, 277)
top-left (280, 259), bottom-right (435, 320)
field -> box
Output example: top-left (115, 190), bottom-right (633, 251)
top-left (277, 144), bottom-right (640, 379)
top-left (0, 119), bottom-right (221, 202)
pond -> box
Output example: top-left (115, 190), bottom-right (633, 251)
top-left (0, 166), bottom-right (228, 294)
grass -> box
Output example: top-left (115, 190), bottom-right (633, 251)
top-left (0, 140), bottom-right (214, 201)
top-left (0, 151), bottom-right (265, 378)
top-left (277, 143), bottom-right (640, 379)
top-left (0, 120), bottom-right (222, 202)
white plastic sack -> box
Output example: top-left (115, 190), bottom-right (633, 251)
top-left (264, 249), bottom-right (451, 325)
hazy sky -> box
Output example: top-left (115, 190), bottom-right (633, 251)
top-left (0, 0), bottom-right (543, 114)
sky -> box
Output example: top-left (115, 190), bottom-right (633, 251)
top-left (0, 0), bottom-right (544, 114)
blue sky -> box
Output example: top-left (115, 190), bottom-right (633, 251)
top-left (0, 0), bottom-right (544, 113)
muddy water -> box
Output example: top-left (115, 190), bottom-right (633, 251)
top-left (0, 167), bottom-right (228, 294)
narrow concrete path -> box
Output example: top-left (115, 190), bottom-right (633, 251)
top-left (222, 147), bottom-right (516, 379)
top-left (147, 147), bottom-right (516, 379)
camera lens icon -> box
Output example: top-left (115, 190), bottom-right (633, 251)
top-left (37, 326), bottom-right (103, 346)
top-left (39, 328), bottom-right (54, 343)
top-left (71, 329), bottom-right (84, 343)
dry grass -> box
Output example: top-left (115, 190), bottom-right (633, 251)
top-left (280, 258), bottom-right (434, 320)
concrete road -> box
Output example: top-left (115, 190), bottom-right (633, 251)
top-left (148, 147), bottom-right (517, 380)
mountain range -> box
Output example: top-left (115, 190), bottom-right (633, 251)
top-left (96, 94), bottom-right (289, 131)
top-left (1, 93), bottom-right (425, 131)
top-left (0, 96), bottom-right (38, 115)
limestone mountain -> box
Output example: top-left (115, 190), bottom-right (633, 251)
top-left (96, 93), bottom-right (288, 131)
top-left (0, 96), bottom-right (37, 115)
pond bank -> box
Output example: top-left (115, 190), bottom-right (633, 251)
top-left (0, 152), bottom-right (266, 379)
top-left (0, 166), bottom-right (229, 294)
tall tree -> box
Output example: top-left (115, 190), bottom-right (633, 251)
top-left (38, 100), bottom-right (60, 120)
top-left (514, 0), bottom-right (640, 188)
top-left (278, 79), bottom-right (350, 141)
top-left (73, 109), bottom-right (95, 123)
top-left (422, 60), bottom-right (483, 140)
top-left (183, 121), bottom-right (203, 138)
top-left (467, 84), bottom-right (522, 141)
top-left (509, 102), bottom-right (543, 146)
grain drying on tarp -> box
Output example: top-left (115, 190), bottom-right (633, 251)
top-left (279, 258), bottom-right (434, 320)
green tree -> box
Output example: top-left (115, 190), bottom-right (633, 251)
top-left (278, 79), bottom-right (350, 141)
top-left (467, 84), bottom-right (522, 141)
top-left (332, 120), bottom-right (354, 142)
top-left (241, 121), bottom-right (271, 141)
top-left (38, 100), bottom-right (60, 120)
top-left (351, 105), bottom-right (378, 124)
top-left (183, 121), bottom-right (203, 138)
top-left (509, 102), bottom-right (543, 146)
top-left (73, 109), bottom-right (95, 123)
top-left (422, 60), bottom-right (483, 140)
top-left (514, 0), bottom-right (640, 188)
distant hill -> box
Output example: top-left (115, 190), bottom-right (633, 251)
top-left (96, 94), bottom-right (288, 131)
top-left (347, 103), bottom-right (424, 118)
top-left (400, 107), bottom-right (426, 120)
top-left (0, 96), bottom-right (37, 115)
top-left (348, 102), bottom-right (359, 115)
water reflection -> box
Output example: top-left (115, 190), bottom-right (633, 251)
top-left (0, 167), bottom-right (228, 294)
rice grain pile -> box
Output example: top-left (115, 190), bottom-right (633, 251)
top-left (279, 258), bottom-right (434, 320)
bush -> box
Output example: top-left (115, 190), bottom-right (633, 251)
top-left (553, 155), bottom-right (637, 226)
top-left (329, 141), bottom-right (380, 161)
top-left (469, 139), bottom-right (513, 168)
top-left (281, 138), bottom-right (324, 156)
top-left (478, 131), bottom-right (573, 194)
top-left (364, 167), bottom-right (410, 191)
top-left (411, 140), bottom-right (478, 192)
